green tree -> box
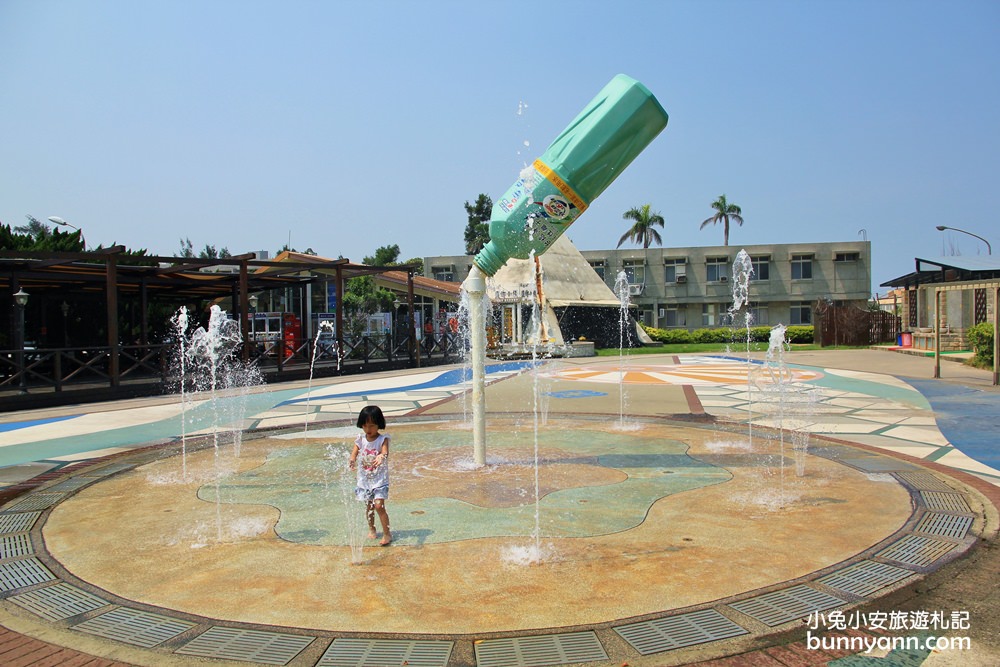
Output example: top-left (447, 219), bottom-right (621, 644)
top-left (15, 215), bottom-right (52, 240)
top-left (404, 257), bottom-right (424, 275)
top-left (2, 219), bottom-right (148, 260)
top-left (617, 204), bottom-right (665, 248)
top-left (2, 216), bottom-right (83, 252)
top-left (198, 244), bottom-right (231, 259)
top-left (343, 245), bottom-right (401, 325)
top-left (464, 194), bottom-right (492, 254)
top-left (364, 244), bottom-right (401, 266)
top-left (700, 194), bottom-right (744, 246)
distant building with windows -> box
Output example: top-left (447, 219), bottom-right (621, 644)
top-left (424, 240), bottom-right (871, 331)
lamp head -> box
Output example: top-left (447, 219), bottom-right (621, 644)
top-left (13, 288), bottom-right (29, 307)
top-left (935, 225), bottom-right (947, 231)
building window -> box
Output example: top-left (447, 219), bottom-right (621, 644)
top-left (706, 257), bottom-right (729, 282)
top-left (589, 260), bottom-right (606, 281)
top-left (751, 256), bottom-right (770, 281)
top-left (791, 254), bottom-right (813, 280)
top-left (702, 303), bottom-right (721, 326)
top-left (659, 304), bottom-right (686, 327)
top-left (664, 258), bottom-right (687, 283)
top-left (749, 305), bottom-right (768, 326)
top-left (835, 251), bottom-right (860, 262)
top-left (431, 265), bottom-right (454, 282)
top-left (622, 259), bottom-right (645, 285)
top-left (790, 301), bottom-right (812, 325)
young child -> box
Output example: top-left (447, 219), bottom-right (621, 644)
top-left (349, 405), bottom-right (391, 546)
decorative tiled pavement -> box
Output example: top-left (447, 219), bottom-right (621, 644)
top-left (0, 431), bottom-right (985, 666)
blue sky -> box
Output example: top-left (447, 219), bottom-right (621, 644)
top-left (2, 0), bottom-right (998, 291)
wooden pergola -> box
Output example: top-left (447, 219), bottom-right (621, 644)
top-left (1, 248), bottom-right (421, 388)
top-left (930, 279), bottom-right (1000, 385)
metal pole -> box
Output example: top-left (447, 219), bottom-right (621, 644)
top-left (993, 286), bottom-right (999, 386)
top-left (935, 225), bottom-right (992, 255)
top-left (17, 301), bottom-right (26, 393)
top-left (933, 289), bottom-right (941, 379)
top-left (464, 266), bottom-right (488, 466)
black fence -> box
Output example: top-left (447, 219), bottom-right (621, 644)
top-left (814, 304), bottom-right (901, 347)
top-left (1, 332), bottom-right (466, 411)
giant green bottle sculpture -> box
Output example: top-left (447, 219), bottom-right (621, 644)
top-left (473, 74), bottom-right (668, 276)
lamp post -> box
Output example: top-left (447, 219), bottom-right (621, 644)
top-left (48, 216), bottom-right (86, 250)
top-left (13, 288), bottom-right (29, 393)
top-left (935, 225), bottom-right (992, 255)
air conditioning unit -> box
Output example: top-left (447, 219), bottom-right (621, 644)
top-left (628, 284), bottom-right (644, 296)
top-left (720, 276), bottom-right (729, 283)
top-left (675, 275), bottom-right (687, 284)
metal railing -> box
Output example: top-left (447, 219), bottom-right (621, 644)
top-left (1, 332), bottom-right (466, 404)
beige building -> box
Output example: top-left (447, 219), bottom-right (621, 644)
top-left (425, 240), bottom-right (872, 331)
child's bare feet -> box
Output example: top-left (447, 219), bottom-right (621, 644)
top-left (379, 531), bottom-right (392, 546)
top-left (367, 529), bottom-right (377, 540)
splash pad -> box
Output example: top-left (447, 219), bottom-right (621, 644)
top-left (42, 414), bottom-right (916, 636)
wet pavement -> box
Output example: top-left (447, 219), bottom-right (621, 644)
top-left (0, 349), bottom-right (997, 666)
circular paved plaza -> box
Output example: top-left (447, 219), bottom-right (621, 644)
top-left (0, 353), bottom-right (997, 666)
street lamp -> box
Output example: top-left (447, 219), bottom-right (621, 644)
top-left (13, 288), bottom-right (29, 393)
top-left (248, 293), bottom-right (259, 311)
top-left (48, 216), bottom-right (87, 250)
top-left (935, 225), bottom-right (992, 255)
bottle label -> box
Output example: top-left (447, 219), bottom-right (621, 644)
top-left (494, 159), bottom-right (590, 253)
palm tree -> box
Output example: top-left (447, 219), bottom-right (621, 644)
top-left (617, 204), bottom-right (665, 248)
top-left (700, 195), bottom-right (743, 246)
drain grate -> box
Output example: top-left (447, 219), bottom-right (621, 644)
top-left (0, 557), bottom-right (56, 592)
top-left (474, 632), bottom-right (607, 667)
top-left (0, 512), bottom-right (41, 534)
top-left (810, 447), bottom-right (918, 473)
top-left (46, 477), bottom-right (95, 492)
top-left (896, 472), bottom-right (955, 492)
top-left (74, 607), bottom-right (196, 648)
top-left (9, 582), bottom-right (109, 621)
top-left (728, 585), bottom-right (846, 627)
top-left (877, 535), bottom-right (958, 567)
top-left (920, 491), bottom-right (972, 514)
top-left (176, 626), bottom-right (314, 665)
top-left (817, 560), bottom-right (914, 597)
top-left (915, 512), bottom-right (973, 541)
top-left (0, 533), bottom-right (33, 559)
top-left (614, 608), bottom-right (748, 655)
top-left (4, 494), bottom-right (64, 512)
top-left (318, 638), bottom-right (454, 667)
top-left (80, 463), bottom-right (136, 478)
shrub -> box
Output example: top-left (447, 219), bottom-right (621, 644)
top-left (967, 322), bottom-right (994, 365)
top-left (785, 326), bottom-right (815, 344)
top-left (640, 324), bottom-right (815, 346)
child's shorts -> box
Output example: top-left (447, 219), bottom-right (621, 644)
top-left (356, 485), bottom-right (389, 503)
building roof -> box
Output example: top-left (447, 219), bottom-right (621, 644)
top-left (915, 256), bottom-right (1000, 272)
top-left (0, 248), bottom-right (416, 302)
top-left (374, 270), bottom-right (462, 301)
top-left (881, 255), bottom-right (1000, 288)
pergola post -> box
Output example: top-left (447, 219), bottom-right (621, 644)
top-left (106, 250), bottom-right (120, 387)
top-left (139, 278), bottom-right (149, 345)
top-left (933, 288), bottom-right (941, 379)
top-left (239, 258), bottom-right (250, 362)
top-left (335, 266), bottom-right (344, 371)
top-left (408, 270), bottom-right (419, 368)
